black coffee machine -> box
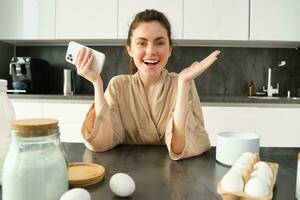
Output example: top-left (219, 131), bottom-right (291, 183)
top-left (9, 57), bottom-right (51, 94)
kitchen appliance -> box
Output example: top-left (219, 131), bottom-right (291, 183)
top-left (9, 57), bottom-right (51, 94)
top-left (216, 132), bottom-right (260, 166)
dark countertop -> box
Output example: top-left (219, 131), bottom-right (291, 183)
top-left (8, 93), bottom-right (300, 104)
top-left (2, 143), bottom-right (296, 200)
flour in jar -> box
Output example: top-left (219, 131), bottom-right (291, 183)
top-left (0, 135), bottom-right (10, 173)
top-left (2, 143), bottom-right (68, 200)
top-left (0, 79), bottom-right (15, 185)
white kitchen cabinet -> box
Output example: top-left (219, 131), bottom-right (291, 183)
top-left (0, 0), bottom-right (55, 39)
top-left (11, 99), bottom-right (91, 143)
top-left (10, 98), bottom-right (300, 146)
top-left (56, 0), bottom-right (118, 39)
top-left (203, 106), bottom-right (256, 146)
top-left (253, 107), bottom-right (300, 147)
top-left (202, 106), bottom-right (300, 147)
top-left (11, 101), bottom-right (43, 119)
top-left (42, 102), bottom-right (90, 143)
top-left (250, 0), bottom-right (300, 41)
top-left (183, 0), bottom-right (249, 40)
top-left (118, 0), bottom-right (183, 39)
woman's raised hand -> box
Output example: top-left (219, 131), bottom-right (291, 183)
top-left (76, 48), bottom-right (105, 115)
top-left (76, 47), bottom-right (101, 84)
top-left (178, 50), bottom-right (220, 83)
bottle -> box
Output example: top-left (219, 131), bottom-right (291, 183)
top-left (2, 118), bottom-right (68, 200)
top-left (63, 69), bottom-right (73, 96)
top-left (296, 152), bottom-right (300, 199)
top-left (0, 79), bottom-right (15, 185)
top-left (248, 81), bottom-right (255, 96)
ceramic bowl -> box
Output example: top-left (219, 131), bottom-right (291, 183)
top-left (216, 132), bottom-right (260, 166)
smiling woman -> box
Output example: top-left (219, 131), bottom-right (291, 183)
top-left (76, 9), bottom-right (220, 160)
top-left (126, 10), bottom-right (172, 76)
top-left (126, 21), bottom-right (172, 88)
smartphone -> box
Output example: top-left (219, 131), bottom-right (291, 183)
top-left (65, 41), bottom-right (106, 74)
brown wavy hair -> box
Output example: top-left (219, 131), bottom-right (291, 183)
top-left (126, 9), bottom-right (173, 74)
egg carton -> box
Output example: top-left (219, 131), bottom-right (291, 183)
top-left (217, 162), bottom-right (279, 200)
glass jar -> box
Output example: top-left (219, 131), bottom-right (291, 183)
top-left (2, 118), bottom-right (68, 200)
top-left (296, 152), bottom-right (300, 199)
top-left (0, 79), bottom-right (15, 185)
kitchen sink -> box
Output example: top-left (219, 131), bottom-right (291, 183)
top-left (291, 97), bottom-right (300, 100)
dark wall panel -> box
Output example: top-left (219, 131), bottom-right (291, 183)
top-left (0, 42), bottom-right (14, 84)
top-left (14, 45), bottom-right (300, 97)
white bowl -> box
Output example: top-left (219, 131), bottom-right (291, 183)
top-left (216, 132), bottom-right (260, 166)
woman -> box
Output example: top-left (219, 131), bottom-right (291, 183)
top-left (76, 9), bottom-right (220, 160)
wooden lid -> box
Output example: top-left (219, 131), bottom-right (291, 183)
top-left (68, 162), bottom-right (105, 187)
top-left (11, 118), bottom-right (59, 137)
top-left (298, 152), bottom-right (300, 160)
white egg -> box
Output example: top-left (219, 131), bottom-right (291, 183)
top-left (254, 161), bottom-right (273, 178)
top-left (232, 160), bottom-right (248, 172)
top-left (240, 152), bottom-right (254, 160)
top-left (236, 157), bottom-right (250, 166)
top-left (220, 171), bottom-right (244, 192)
top-left (251, 170), bottom-right (272, 186)
top-left (230, 165), bottom-right (244, 176)
top-left (245, 177), bottom-right (269, 197)
top-left (231, 162), bottom-right (247, 176)
top-left (60, 188), bottom-right (91, 200)
top-left (109, 173), bottom-right (135, 197)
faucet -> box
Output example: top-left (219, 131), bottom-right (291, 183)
top-left (262, 61), bottom-right (286, 97)
top-left (263, 67), bottom-right (279, 97)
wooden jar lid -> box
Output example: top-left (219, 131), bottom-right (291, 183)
top-left (68, 162), bottom-right (105, 187)
top-left (11, 118), bottom-right (59, 137)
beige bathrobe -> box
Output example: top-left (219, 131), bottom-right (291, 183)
top-left (81, 69), bottom-right (210, 160)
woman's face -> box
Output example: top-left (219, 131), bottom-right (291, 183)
top-left (127, 21), bottom-right (172, 78)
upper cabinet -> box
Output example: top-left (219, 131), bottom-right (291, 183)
top-left (118, 0), bottom-right (183, 39)
top-left (56, 0), bottom-right (118, 39)
top-left (0, 0), bottom-right (55, 39)
top-left (0, 0), bottom-right (299, 44)
top-left (183, 0), bottom-right (249, 40)
top-left (250, 0), bottom-right (300, 41)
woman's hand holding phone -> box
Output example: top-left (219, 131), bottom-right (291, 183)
top-left (76, 48), bottom-right (102, 84)
top-left (76, 47), bottom-right (105, 116)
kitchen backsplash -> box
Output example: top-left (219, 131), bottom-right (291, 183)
top-left (0, 41), bottom-right (299, 96)
top-left (0, 42), bottom-right (14, 85)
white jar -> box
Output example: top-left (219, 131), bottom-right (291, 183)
top-left (2, 118), bottom-right (68, 200)
top-left (0, 79), bottom-right (15, 185)
top-left (296, 153), bottom-right (300, 199)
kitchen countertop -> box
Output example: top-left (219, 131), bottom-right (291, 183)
top-left (8, 94), bottom-right (300, 106)
top-left (2, 144), bottom-right (297, 199)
